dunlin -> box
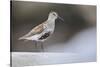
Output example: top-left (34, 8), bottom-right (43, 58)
top-left (19, 11), bottom-right (64, 51)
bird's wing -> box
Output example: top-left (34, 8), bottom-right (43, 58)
top-left (25, 23), bottom-right (45, 37)
top-left (19, 22), bottom-right (46, 40)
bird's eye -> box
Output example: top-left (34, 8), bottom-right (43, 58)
top-left (53, 13), bottom-right (56, 16)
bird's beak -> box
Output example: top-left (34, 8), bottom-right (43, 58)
top-left (58, 16), bottom-right (64, 22)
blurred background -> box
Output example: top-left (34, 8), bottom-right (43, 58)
top-left (11, 1), bottom-right (96, 52)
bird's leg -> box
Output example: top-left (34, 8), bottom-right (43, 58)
top-left (34, 41), bottom-right (37, 51)
top-left (41, 42), bottom-right (44, 52)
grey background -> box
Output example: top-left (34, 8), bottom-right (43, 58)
top-left (11, 1), bottom-right (96, 52)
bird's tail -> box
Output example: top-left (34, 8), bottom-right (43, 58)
top-left (18, 36), bottom-right (26, 40)
top-left (18, 36), bottom-right (29, 42)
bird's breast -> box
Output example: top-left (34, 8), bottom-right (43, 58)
top-left (45, 22), bottom-right (55, 32)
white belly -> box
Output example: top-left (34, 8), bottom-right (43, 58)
top-left (25, 31), bottom-right (51, 42)
top-left (25, 34), bottom-right (40, 41)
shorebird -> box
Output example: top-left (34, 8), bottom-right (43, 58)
top-left (19, 11), bottom-right (64, 51)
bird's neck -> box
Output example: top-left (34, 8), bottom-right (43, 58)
top-left (47, 17), bottom-right (56, 23)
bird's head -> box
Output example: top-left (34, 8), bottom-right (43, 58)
top-left (48, 11), bottom-right (64, 22)
top-left (49, 11), bottom-right (58, 19)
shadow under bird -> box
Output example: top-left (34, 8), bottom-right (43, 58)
top-left (18, 11), bottom-right (64, 51)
